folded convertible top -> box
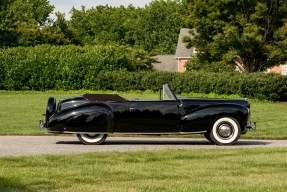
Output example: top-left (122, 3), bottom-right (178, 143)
top-left (83, 94), bottom-right (127, 102)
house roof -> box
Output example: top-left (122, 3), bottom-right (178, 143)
top-left (152, 55), bottom-right (178, 72)
top-left (175, 28), bottom-right (194, 58)
top-left (152, 28), bottom-right (193, 72)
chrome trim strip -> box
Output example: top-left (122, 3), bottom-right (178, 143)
top-left (61, 131), bottom-right (207, 135)
top-left (247, 107), bottom-right (250, 114)
top-left (64, 132), bottom-right (109, 134)
top-left (179, 131), bottom-right (207, 134)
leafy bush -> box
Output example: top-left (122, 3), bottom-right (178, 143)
top-left (0, 45), bottom-right (154, 90)
top-left (0, 46), bottom-right (287, 101)
top-left (84, 71), bottom-right (287, 101)
top-left (172, 72), bottom-right (287, 101)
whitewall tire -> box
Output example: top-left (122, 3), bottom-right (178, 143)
top-left (77, 134), bottom-right (107, 145)
top-left (209, 117), bottom-right (241, 145)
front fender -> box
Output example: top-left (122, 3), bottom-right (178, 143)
top-left (47, 103), bottom-right (114, 133)
top-left (180, 104), bottom-right (249, 132)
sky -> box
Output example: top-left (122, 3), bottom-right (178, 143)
top-left (49, 0), bottom-right (154, 19)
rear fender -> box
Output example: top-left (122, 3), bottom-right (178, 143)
top-left (46, 97), bottom-right (56, 123)
top-left (48, 103), bottom-right (114, 133)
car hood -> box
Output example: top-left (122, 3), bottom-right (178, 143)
top-left (179, 98), bottom-right (250, 108)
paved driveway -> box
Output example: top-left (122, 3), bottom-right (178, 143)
top-left (0, 136), bottom-right (287, 157)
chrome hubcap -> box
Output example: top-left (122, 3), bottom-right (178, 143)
top-left (218, 124), bottom-right (233, 138)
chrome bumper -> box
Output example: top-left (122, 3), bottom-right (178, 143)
top-left (39, 120), bottom-right (46, 129)
top-left (246, 121), bottom-right (256, 130)
top-left (39, 114), bottom-right (47, 129)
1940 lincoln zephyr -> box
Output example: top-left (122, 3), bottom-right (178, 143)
top-left (40, 84), bottom-right (256, 145)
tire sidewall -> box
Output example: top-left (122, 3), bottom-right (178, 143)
top-left (77, 134), bottom-right (107, 145)
top-left (210, 117), bottom-right (241, 145)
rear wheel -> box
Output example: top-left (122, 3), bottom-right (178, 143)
top-left (77, 134), bottom-right (107, 145)
top-left (209, 117), bottom-right (241, 145)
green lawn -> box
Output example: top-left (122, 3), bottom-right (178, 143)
top-left (248, 102), bottom-right (287, 139)
top-left (0, 91), bottom-right (286, 192)
top-left (0, 91), bottom-right (287, 139)
top-left (0, 148), bottom-right (286, 192)
top-left (0, 90), bottom-right (158, 135)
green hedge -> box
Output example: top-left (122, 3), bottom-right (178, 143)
top-left (0, 46), bottom-right (287, 101)
top-left (83, 71), bottom-right (287, 101)
top-left (0, 45), bottom-right (153, 90)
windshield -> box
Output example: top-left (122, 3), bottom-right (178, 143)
top-left (161, 84), bottom-right (177, 101)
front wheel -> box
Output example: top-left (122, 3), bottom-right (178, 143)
top-left (77, 134), bottom-right (107, 145)
top-left (203, 132), bottom-right (213, 143)
top-left (209, 117), bottom-right (241, 145)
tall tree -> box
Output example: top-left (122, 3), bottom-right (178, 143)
top-left (68, 0), bottom-right (187, 54)
top-left (0, 0), bottom-right (19, 47)
top-left (0, 0), bottom-right (67, 47)
top-left (68, 5), bottom-right (137, 45)
top-left (131, 0), bottom-right (186, 54)
top-left (185, 0), bottom-right (287, 72)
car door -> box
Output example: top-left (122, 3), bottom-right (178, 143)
top-left (124, 100), bottom-right (180, 133)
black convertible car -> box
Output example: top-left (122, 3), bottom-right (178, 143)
top-left (40, 84), bottom-right (256, 145)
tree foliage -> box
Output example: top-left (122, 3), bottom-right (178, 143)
top-left (0, 0), bottom-right (187, 54)
top-left (0, 0), bottom-right (68, 47)
top-left (128, 0), bottom-right (187, 54)
top-left (185, 0), bottom-right (287, 72)
top-left (66, 0), bottom-right (186, 54)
